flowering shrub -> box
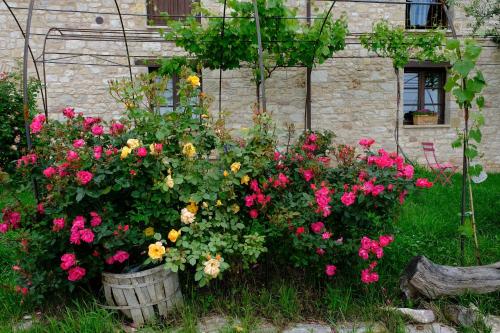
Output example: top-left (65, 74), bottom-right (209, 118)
top-left (0, 70), bottom-right (39, 172)
top-left (242, 134), bottom-right (432, 283)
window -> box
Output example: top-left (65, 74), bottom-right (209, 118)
top-left (147, 0), bottom-right (192, 26)
top-left (403, 68), bottom-right (446, 125)
top-left (148, 67), bottom-right (178, 114)
top-left (406, 0), bottom-right (447, 29)
top-left (148, 67), bottom-right (201, 114)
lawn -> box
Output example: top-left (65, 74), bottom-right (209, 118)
top-left (0, 171), bottom-right (499, 332)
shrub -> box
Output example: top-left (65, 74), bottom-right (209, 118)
top-left (0, 70), bottom-right (39, 172)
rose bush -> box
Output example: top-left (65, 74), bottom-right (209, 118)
top-left (241, 133), bottom-right (432, 283)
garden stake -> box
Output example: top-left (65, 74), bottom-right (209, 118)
top-left (467, 169), bottom-right (481, 265)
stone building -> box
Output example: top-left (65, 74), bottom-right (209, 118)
top-left (1, 0), bottom-right (499, 169)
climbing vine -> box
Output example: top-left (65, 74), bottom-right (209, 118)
top-left (162, 0), bottom-right (348, 103)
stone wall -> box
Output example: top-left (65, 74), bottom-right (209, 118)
top-left (0, 0), bottom-right (499, 170)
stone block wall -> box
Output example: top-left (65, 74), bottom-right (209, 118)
top-left (0, 0), bottom-right (499, 170)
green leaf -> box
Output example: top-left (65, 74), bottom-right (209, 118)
top-left (464, 147), bottom-right (478, 159)
top-left (153, 233), bottom-right (162, 241)
top-left (443, 76), bottom-right (458, 92)
top-left (469, 128), bottom-right (482, 143)
top-left (453, 59), bottom-right (474, 77)
top-left (446, 39), bottom-right (460, 50)
top-left (76, 188), bottom-right (85, 202)
top-left (451, 138), bottom-right (462, 148)
top-left (476, 95), bottom-right (485, 108)
top-left (458, 217), bottom-right (474, 238)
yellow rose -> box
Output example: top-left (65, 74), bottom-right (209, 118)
top-left (187, 75), bottom-right (201, 87)
top-left (144, 227), bottom-right (155, 237)
top-left (127, 139), bottom-right (140, 149)
top-left (202, 202), bottom-right (209, 209)
top-left (241, 175), bottom-right (250, 185)
top-left (203, 257), bottom-right (221, 278)
top-left (201, 114), bottom-right (209, 119)
top-left (182, 143), bottom-right (196, 158)
top-left (230, 162), bottom-right (241, 173)
top-left (231, 204), bottom-right (240, 214)
top-left (187, 202), bottom-right (198, 214)
top-left (223, 170), bottom-right (229, 177)
top-left (168, 229), bottom-right (181, 243)
top-left (165, 175), bottom-right (174, 189)
top-left (120, 146), bottom-right (132, 159)
top-left (216, 200), bottom-right (222, 207)
top-left (148, 242), bottom-right (166, 260)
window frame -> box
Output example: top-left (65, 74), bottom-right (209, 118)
top-left (405, 1), bottom-right (448, 30)
top-left (146, 0), bottom-right (195, 26)
top-left (403, 66), bottom-right (447, 125)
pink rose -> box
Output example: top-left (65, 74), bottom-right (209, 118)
top-left (399, 189), bottom-right (408, 204)
top-left (244, 195), bottom-right (255, 207)
top-left (360, 236), bottom-right (372, 250)
top-left (302, 169), bottom-right (314, 182)
top-left (341, 192), bottom-right (356, 206)
top-left (52, 218), bottom-right (65, 232)
top-left (71, 216), bottom-right (85, 231)
top-left (113, 250), bottom-right (130, 263)
top-left (60, 253), bottom-right (76, 271)
top-left (402, 164), bottom-right (414, 179)
top-left (76, 171), bottom-right (93, 185)
top-left (30, 121), bottom-right (43, 134)
top-left (372, 185), bottom-right (385, 197)
top-left (105, 256), bottom-right (115, 265)
top-left (43, 166), bottom-right (57, 178)
top-left (387, 184), bottom-right (394, 191)
top-left (63, 107), bottom-right (75, 118)
top-left (90, 212), bottom-right (102, 227)
top-left (250, 180), bottom-right (260, 192)
top-left (136, 147), bottom-right (147, 157)
top-left (0, 223), bottom-right (8, 234)
top-left (83, 117), bottom-right (98, 130)
top-left (308, 133), bottom-right (317, 142)
top-left (416, 178), bottom-right (433, 188)
top-left (249, 209), bottom-right (259, 219)
top-left (325, 264), bottom-right (337, 276)
top-left (316, 248), bottom-right (325, 256)
top-left (73, 139), bottom-right (85, 149)
top-left (310, 221), bottom-right (324, 234)
top-left (379, 235), bottom-right (394, 247)
top-left (8, 212), bottom-right (21, 226)
top-left (67, 266), bottom-right (86, 281)
top-left (37, 203), bottom-right (45, 215)
top-left (66, 150), bottom-right (79, 162)
top-left (91, 125), bottom-right (104, 136)
top-left (93, 146), bottom-right (103, 159)
top-left (361, 268), bottom-right (379, 284)
top-left (79, 229), bottom-right (95, 243)
top-left (69, 231), bottom-right (81, 245)
top-left (322, 232), bottom-right (332, 240)
top-left (358, 248), bottom-right (369, 260)
top-left (110, 122), bottom-right (125, 135)
top-left (358, 138), bottom-right (375, 148)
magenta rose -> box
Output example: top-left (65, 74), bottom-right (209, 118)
top-left (76, 171), bottom-right (93, 185)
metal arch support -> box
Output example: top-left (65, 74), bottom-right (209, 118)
top-left (114, 0), bottom-right (133, 83)
top-left (218, 0), bottom-right (228, 118)
top-left (252, 0), bottom-right (266, 112)
top-left (3, 0), bottom-right (47, 116)
top-left (22, 0), bottom-right (40, 200)
top-left (41, 27), bottom-right (64, 114)
top-left (306, 0), bottom-right (337, 130)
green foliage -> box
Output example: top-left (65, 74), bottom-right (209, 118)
top-left (462, 0), bottom-right (500, 43)
top-left (0, 70), bottom-right (39, 172)
top-left (445, 39), bottom-right (486, 175)
top-left (360, 21), bottom-right (446, 68)
top-left (163, 0), bottom-right (348, 88)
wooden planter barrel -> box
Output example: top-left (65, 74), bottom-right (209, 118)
top-left (102, 265), bottom-right (183, 325)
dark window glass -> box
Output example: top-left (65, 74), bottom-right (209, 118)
top-left (406, 0), bottom-right (448, 29)
top-left (403, 68), bottom-right (446, 125)
top-left (147, 0), bottom-right (193, 26)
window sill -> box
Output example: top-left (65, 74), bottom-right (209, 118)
top-left (403, 124), bottom-right (450, 129)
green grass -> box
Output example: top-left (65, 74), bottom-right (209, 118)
top-left (0, 172), bottom-right (499, 332)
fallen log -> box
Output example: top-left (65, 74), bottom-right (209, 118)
top-left (400, 256), bottom-right (500, 299)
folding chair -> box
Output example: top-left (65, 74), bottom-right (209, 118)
top-left (421, 142), bottom-right (458, 185)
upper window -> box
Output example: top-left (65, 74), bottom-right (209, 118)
top-left (147, 0), bottom-right (192, 26)
top-left (406, 0), bottom-right (448, 29)
top-left (403, 68), bottom-right (446, 125)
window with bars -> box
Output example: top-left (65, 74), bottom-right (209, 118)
top-left (403, 68), bottom-right (446, 125)
top-left (147, 0), bottom-right (193, 26)
top-left (406, 0), bottom-right (448, 29)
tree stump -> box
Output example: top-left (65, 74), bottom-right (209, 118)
top-left (400, 256), bottom-right (500, 299)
